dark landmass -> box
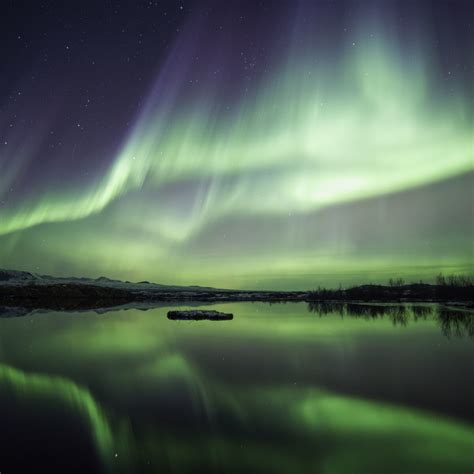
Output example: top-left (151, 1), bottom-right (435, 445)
top-left (309, 281), bottom-right (474, 303)
top-left (168, 310), bottom-right (233, 321)
top-left (0, 269), bottom-right (472, 317)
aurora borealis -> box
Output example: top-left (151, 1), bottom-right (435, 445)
top-left (1, 4), bottom-right (473, 471)
top-left (0, 1), bottom-right (472, 288)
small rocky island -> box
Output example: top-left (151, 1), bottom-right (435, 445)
top-left (167, 310), bottom-right (233, 321)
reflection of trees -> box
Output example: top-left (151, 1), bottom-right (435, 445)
top-left (307, 302), bottom-right (345, 316)
top-left (437, 307), bottom-right (474, 339)
top-left (411, 305), bottom-right (431, 321)
top-left (307, 302), bottom-right (408, 325)
top-left (347, 304), bottom-right (407, 325)
top-left (307, 303), bottom-right (474, 338)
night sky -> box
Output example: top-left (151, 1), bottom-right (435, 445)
top-left (0, 0), bottom-right (473, 289)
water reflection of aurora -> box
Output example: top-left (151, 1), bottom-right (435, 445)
top-left (0, 303), bottom-right (473, 473)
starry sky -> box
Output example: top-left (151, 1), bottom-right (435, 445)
top-left (0, 0), bottom-right (473, 289)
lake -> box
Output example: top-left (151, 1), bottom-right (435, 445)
top-left (0, 302), bottom-right (473, 473)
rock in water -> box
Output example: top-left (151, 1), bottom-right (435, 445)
top-left (167, 310), bottom-right (233, 321)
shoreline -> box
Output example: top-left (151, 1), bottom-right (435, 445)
top-left (1, 282), bottom-right (473, 315)
top-left (1, 269), bottom-right (472, 314)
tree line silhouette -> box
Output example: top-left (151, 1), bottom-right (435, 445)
top-left (308, 274), bottom-right (474, 302)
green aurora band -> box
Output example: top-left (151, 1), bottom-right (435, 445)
top-left (0, 8), bottom-right (472, 287)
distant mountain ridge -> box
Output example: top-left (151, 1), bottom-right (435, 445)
top-left (0, 268), bottom-right (218, 291)
top-left (0, 269), bottom-right (39, 282)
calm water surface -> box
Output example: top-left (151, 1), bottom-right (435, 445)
top-left (0, 302), bottom-right (473, 473)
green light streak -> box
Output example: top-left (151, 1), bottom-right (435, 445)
top-left (0, 363), bottom-right (116, 468)
top-left (0, 28), bottom-right (472, 240)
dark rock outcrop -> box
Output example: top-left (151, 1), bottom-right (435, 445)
top-left (167, 310), bottom-right (233, 321)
